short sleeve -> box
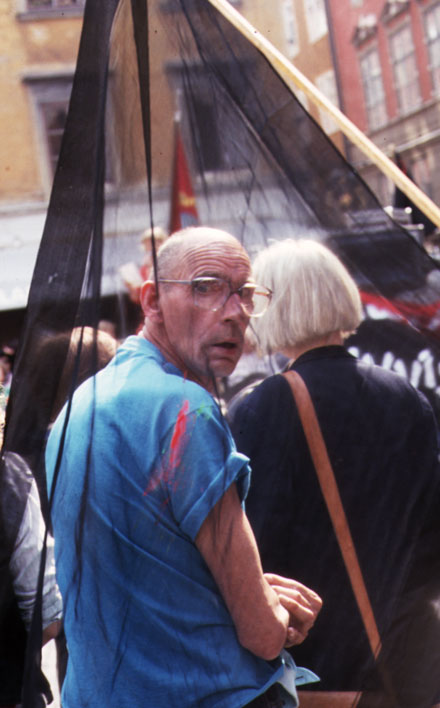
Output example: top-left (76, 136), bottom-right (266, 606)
top-left (159, 397), bottom-right (251, 541)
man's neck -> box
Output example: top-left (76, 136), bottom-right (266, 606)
top-left (141, 323), bottom-right (214, 393)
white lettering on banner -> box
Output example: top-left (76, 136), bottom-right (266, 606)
top-left (364, 304), bottom-right (401, 321)
top-left (416, 349), bottom-right (436, 389)
top-left (411, 359), bottom-right (423, 389)
top-left (348, 346), bottom-right (440, 392)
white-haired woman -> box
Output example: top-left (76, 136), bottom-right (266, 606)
top-left (231, 238), bottom-right (440, 707)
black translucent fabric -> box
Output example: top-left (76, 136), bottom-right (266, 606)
top-left (1, 0), bottom-right (439, 704)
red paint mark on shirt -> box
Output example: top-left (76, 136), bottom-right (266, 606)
top-left (169, 399), bottom-right (190, 470)
top-left (143, 399), bottom-right (190, 497)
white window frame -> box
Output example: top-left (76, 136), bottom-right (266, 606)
top-left (303, 0), bottom-right (328, 44)
top-left (281, 0), bottom-right (300, 58)
top-left (17, 0), bottom-right (85, 18)
top-left (423, 2), bottom-right (440, 95)
top-left (359, 47), bottom-right (388, 130)
top-left (388, 23), bottom-right (421, 115)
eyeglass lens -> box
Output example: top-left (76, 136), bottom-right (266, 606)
top-left (191, 278), bottom-right (269, 316)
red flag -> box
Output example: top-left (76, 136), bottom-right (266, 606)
top-left (169, 124), bottom-right (199, 233)
top-left (360, 289), bottom-right (440, 337)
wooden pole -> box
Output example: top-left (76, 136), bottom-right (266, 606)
top-left (205, 0), bottom-right (440, 230)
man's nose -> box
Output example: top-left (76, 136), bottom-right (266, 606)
top-left (222, 292), bottom-right (249, 320)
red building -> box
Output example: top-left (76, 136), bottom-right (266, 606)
top-left (325, 0), bottom-right (440, 210)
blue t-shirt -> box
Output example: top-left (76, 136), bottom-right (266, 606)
top-left (46, 336), bottom-right (283, 707)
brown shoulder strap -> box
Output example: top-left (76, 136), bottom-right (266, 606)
top-left (283, 370), bottom-right (381, 659)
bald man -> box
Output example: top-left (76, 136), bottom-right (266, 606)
top-left (46, 227), bottom-right (321, 708)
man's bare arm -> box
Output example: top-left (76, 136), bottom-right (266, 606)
top-left (195, 483), bottom-right (321, 660)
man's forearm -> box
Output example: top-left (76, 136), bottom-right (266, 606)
top-left (195, 483), bottom-right (320, 660)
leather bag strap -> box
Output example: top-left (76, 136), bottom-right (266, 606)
top-left (283, 370), bottom-right (381, 659)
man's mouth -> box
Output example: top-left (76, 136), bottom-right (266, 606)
top-left (214, 341), bottom-right (238, 349)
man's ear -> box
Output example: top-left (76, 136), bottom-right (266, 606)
top-left (140, 280), bottom-right (163, 323)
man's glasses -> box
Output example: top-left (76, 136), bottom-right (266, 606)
top-left (157, 276), bottom-right (272, 317)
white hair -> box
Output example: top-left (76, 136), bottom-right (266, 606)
top-left (251, 238), bottom-right (363, 354)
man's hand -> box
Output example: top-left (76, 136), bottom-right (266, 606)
top-left (264, 573), bottom-right (322, 647)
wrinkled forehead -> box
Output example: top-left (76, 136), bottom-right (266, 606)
top-left (176, 236), bottom-right (251, 281)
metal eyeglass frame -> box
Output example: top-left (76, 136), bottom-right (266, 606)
top-left (157, 276), bottom-right (272, 317)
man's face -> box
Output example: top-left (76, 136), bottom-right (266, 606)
top-left (158, 236), bottom-right (251, 390)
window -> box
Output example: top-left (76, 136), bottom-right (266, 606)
top-left (189, 94), bottom-right (223, 172)
top-left (26, 0), bottom-right (84, 8)
top-left (168, 64), bottom-right (249, 176)
top-left (40, 100), bottom-right (69, 177)
top-left (281, 0), bottom-right (299, 58)
top-left (381, 0), bottom-right (409, 24)
top-left (24, 76), bottom-right (73, 190)
top-left (352, 14), bottom-right (377, 47)
top-left (314, 69), bottom-right (339, 135)
top-left (359, 48), bottom-right (388, 130)
top-left (389, 24), bottom-right (421, 115)
top-left (303, 0), bottom-right (328, 44)
top-left (19, 0), bottom-right (85, 17)
top-left (424, 2), bottom-right (440, 95)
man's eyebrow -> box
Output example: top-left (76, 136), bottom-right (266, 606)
top-left (193, 272), bottom-right (223, 278)
top-left (193, 272), bottom-right (255, 286)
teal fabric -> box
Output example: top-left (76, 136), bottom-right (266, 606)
top-left (46, 336), bottom-right (283, 707)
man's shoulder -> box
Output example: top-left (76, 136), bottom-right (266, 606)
top-left (50, 336), bottom-right (218, 436)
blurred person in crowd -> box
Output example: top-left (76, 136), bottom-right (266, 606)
top-left (98, 319), bottom-right (118, 341)
top-left (18, 326), bottom-right (118, 462)
top-left (46, 326), bottom-right (118, 425)
top-left (222, 330), bottom-right (288, 416)
top-left (46, 227), bottom-right (322, 708)
top-left (1, 326), bottom-right (118, 702)
top-left (119, 226), bottom-right (168, 305)
top-left (231, 238), bottom-right (440, 707)
top-left (37, 325), bottom-right (118, 690)
top-left (0, 403), bottom-right (62, 707)
top-left (0, 342), bottom-right (16, 401)
top-left (0, 380), bottom-right (7, 418)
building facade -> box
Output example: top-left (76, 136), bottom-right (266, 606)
top-left (0, 0), bottom-right (84, 329)
top-left (0, 0), bottom-right (362, 342)
top-left (0, 0), bottom-right (342, 339)
top-left (325, 0), bottom-right (440, 211)
top-left (250, 0), bottom-right (344, 153)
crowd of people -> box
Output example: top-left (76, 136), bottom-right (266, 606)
top-left (0, 343), bottom-right (15, 409)
top-left (1, 226), bottom-right (440, 707)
